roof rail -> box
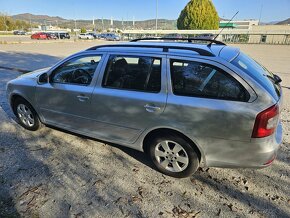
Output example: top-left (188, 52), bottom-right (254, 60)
top-left (130, 37), bottom-right (226, 46)
top-left (86, 44), bottom-right (215, 57)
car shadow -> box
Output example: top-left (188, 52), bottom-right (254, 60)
top-left (45, 124), bottom-right (156, 171)
top-left (0, 51), bottom-right (62, 72)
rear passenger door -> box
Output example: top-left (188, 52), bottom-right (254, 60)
top-left (89, 53), bottom-right (167, 143)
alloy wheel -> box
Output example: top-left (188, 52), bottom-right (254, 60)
top-left (154, 140), bottom-right (189, 172)
top-left (17, 104), bottom-right (35, 127)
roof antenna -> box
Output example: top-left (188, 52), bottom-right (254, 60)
top-left (208, 11), bottom-right (239, 47)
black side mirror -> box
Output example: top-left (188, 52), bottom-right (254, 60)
top-left (38, 73), bottom-right (48, 84)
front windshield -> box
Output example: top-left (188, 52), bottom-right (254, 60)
top-left (231, 52), bottom-right (281, 99)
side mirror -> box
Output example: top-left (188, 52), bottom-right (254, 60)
top-left (38, 73), bottom-right (48, 84)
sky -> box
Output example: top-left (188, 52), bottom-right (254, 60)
top-left (1, 0), bottom-right (289, 22)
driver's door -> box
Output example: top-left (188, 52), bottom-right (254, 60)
top-left (35, 54), bottom-right (104, 132)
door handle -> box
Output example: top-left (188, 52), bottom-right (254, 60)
top-left (77, 95), bottom-right (90, 102)
top-left (144, 104), bottom-right (161, 113)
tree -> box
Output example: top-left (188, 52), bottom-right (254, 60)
top-left (0, 13), bottom-right (31, 31)
top-left (80, 28), bottom-right (86, 33)
top-left (177, 0), bottom-right (219, 30)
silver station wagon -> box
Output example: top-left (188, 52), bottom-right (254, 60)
top-left (6, 38), bottom-right (283, 178)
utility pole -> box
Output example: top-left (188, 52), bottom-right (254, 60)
top-left (29, 14), bottom-right (32, 32)
top-left (55, 20), bottom-right (59, 39)
top-left (74, 19), bottom-right (77, 37)
top-left (259, 3), bottom-right (263, 25)
top-left (93, 16), bottom-right (95, 32)
top-left (122, 17), bottom-right (124, 31)
top-left (155, 0), bottom-right (159, 36)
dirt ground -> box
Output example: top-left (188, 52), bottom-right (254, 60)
top-left (0, 42), bottom-right (289, 218)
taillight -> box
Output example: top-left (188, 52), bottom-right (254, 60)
top-left (252, 104), bottom-right (279, 138)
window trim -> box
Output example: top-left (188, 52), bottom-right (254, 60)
top-left (169, 58), bottom-right (251, 102)
top-left (49, 54), bottom-right (103, 86)
top-left (101, 54), bottom-right (163, 94)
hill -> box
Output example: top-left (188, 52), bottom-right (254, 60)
top-left (13, 13), bottom-right (67, 24)
top-left (276, 18), bottom-right (290, 25)
top-left (12, 13), bottom-right (177, 30)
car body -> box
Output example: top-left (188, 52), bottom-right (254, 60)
top-left (55, 32), bottom-right (70, 39)
top-left (13, 30), bottom-right (27, 35)
top-left (6, 39), bottom-right (283, 177)
top-left (106, 33), bottom-right (120, 41)
top-left (45, 33), bottom-right (57, 40)
top-left (194, 33), bottom-right (216, 40)
top-left (87, 32), bottom-right (98, 39)
top-left (78, 33), bottom-right (94, 40)
top-left (98, 33), bottom-right (106, 39)
top-left (100, 33), bottom-right (120, 41)
top-left (164, 33), bottom-right (183, 39)
top-left (31, 32), bottom-right (48, 40)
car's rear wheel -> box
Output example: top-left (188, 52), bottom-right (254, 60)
top-left (148, 134), bottom-right (200, 178)
top-left (13, 98), bottom-right (41, 131)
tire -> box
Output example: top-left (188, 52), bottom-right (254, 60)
top-left (148, 134), bottom-right (200, 178)
top-left (13, 98), bottom-right (41, 131)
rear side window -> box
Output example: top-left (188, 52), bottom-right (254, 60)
top-left (231, 52), bottom-right (281, 100)
top-left (102, 55), bottom-right (161, 93)
top-left (170, 59), bottom-right (250, 102)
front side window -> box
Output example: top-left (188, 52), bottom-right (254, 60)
top-left (51, 55), bottom-right (102, 85)
top-left (102, 55), bottom-right (161, 93)
top-left (170, 59), bottom-right (250, 102)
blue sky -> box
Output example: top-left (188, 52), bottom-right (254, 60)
top-left (1, 0), bottom-right (289, 22)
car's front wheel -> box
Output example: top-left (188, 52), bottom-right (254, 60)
top-left (13, 98), bottom-right (41, 131)
top-left (148, 134), bottom-right (200, 178)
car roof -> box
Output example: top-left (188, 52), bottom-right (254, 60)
top-left (86, 41), bottom-right (240, 61)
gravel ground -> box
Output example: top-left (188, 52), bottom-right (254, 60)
top-left (0, 42), bottom-right (289, 218)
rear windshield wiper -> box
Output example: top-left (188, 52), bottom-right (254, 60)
top-left (266, 74), bottom-right (282, 84)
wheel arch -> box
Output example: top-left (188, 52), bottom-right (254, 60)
top-left (142, 127), bottom-right (205, 163)
top-left (10, 93), bottom-right (37, 116)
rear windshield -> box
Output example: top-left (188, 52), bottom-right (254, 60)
top-left (231, 52), bottom-right (281, 100)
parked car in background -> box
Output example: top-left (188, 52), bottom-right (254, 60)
top-left (104, 33), bottom-right (120, 41)
top-left (45, 33), bottom-right (57, 40)
top-left (87, 33), bottom-right (98, 39)
top-left (13, 30), bottom-right (27, 35)
top-left (78, 33), bottom-right (94, 39)
top-left (194, 33), bottom-right (216, 40)
top-left (31, 32), bottom-right (48, 40)
top-left (164, 33), bottom-right (183, 39)
top-left (55, 32), bottom-right (70, 39)
top-left (6, 38), bottom-right (283, 178)
top-left (98, 33), bottom-right (107, 39)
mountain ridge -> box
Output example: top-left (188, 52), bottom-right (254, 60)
top-left (12, 13), bottom-right (177, 30)
top-left (11, 13), bottom-right (288, 30)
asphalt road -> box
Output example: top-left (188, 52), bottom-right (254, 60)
top-left (0, 42), bottom-right (289, 218)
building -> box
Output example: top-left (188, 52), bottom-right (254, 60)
top-left (219, 20), bottom-right (259, 30)
top-left (39, 25), bottom-right (71, 32)
top-left (249, 25), bottom-right (290, 44)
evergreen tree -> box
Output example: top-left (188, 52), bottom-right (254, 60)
top-left (177, 0), bottom-right (219, 30)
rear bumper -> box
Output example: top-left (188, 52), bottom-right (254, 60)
top-left (203, 122), bottom-right (282, 168)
